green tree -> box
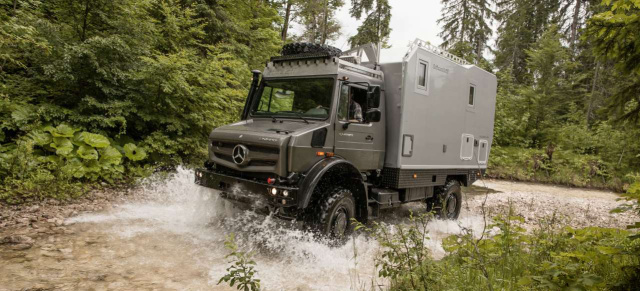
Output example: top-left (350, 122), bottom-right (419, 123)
top-left (0, 0), bottom-right (282, 200)
top-left (586, 0), bottom-right (640, 123)
top-left (293, 0), bottom-right (344, 44)
top-left (520, 26), bottom-right (574, 146)
top-left (495, 0), bottom-right (561, 83)
top-left (348, 0), bottom-right (392, 49)
top-left (437, 0), bottom-right (495, 58)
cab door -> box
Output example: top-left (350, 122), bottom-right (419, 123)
top-left (334, 83), bottom-right (383, 170)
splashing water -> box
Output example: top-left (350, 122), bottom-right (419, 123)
top-left (64, 167), bottom-right (488, 290)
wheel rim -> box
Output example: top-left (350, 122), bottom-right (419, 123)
top-left (332, 208), bottom-right (348, 237)
top-left (445, 194), bottom-right (458, 219)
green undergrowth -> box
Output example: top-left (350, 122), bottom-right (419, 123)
top-left (0, 124), bottom-right (151, 204)
top-left (353, 200), bottom-right (640, 290)
top-left (217, 180), bottom-right (640, 291)
top-left (487, 146), bottom-right (637, 192)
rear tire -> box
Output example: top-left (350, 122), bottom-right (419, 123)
top-left (430, 180), bottom-right (462, 219)
top-left (307, 187), bottom-right (356, 241)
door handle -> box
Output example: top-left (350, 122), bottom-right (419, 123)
top-left (365, 135), bottom-right (374, 141)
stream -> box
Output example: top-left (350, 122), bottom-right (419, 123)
top-left (1, 168), bottom-right (633, 291)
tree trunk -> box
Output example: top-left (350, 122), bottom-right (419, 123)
top-left (476, 34), bottom-right (483, 59)
top-left (586, 61), bottom-right (600, 126)
top-left (309, 9), bottom-right (317, 43)
top-left (12, 0), bottom-right (17, 15)
top-left (569, 0), bottom-right (582, 51)
top-left (320, 0), bottom-right (329, 45)
top-left (81, 0), bottom-right (91, 41)
top-left (281, 0), bottom-right (292, 42)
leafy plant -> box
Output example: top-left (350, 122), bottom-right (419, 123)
top-left (613, 174), bottom-right (640, 239)
top-left (353, 213), bottom-right (444, 291)
top-left (0, 123), bottom-right (150, 203)
top-left (350, 203), bottom-right (640, 291)
top-left (219, 234), bottom-right (261, 291)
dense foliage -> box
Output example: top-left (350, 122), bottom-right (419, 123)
top-left (0, 0), bottom-right (282, 202)
top-left (2, 0), bottom-right (639, 200)
top-left (348, 0), bottom-right (392, 48)
top-left (356, 201), bottom-right (640, 291)
top-left (474, 0), bottom-right (640, 190)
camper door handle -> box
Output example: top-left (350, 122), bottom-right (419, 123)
top-left (365, 135), bottom-right (374, 141)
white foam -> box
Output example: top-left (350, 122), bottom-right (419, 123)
top-left (67, 167), bottom-right (487, 290)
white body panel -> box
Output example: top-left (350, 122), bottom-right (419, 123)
top-left (380, 43), bottom-right (497, 170)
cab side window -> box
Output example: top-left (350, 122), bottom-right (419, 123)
top-left (338, 84), bottom-right (368, 123)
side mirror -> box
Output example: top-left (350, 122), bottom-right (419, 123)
top-left (367, 86), bottom-right (381, 108)
top-left (366, 108), bottom-right (381, 122)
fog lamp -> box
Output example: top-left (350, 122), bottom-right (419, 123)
top-left (282, 190), bottom-right (289, 197)
top-left (270, 187), bottom-right (278, 195)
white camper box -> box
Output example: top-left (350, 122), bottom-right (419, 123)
top-left (376, 40), bottom-right (497, 174)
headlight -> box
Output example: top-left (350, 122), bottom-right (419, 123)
top-left (270, 188), bottom-right (278, 195)
top-left (282, 190), bottom-right (289, 197)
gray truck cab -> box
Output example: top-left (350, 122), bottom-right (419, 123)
top-left (195, 41), bottom-right (497, 239)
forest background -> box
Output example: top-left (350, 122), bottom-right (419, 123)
top-left (1, 0), bottom-right (639, 203)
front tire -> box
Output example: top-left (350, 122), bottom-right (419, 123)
top-left (309, 187), bottom-right (356, 240)
top-left (430, 180), bottom-right (462, 219)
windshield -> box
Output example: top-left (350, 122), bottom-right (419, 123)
top-left (251, 78), bottom-right (334, 119)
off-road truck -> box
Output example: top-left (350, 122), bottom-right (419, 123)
top-left (195, 40), bottom-right (497, 238)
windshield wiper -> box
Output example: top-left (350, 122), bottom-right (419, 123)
top-left (276, 111), bottom-right (310, 124)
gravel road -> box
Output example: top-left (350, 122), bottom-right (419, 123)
top-left (1, 169), bottom-right (637, 291)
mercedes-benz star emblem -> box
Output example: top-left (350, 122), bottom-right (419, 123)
top-left (232, 144), bottom-right (249, 166)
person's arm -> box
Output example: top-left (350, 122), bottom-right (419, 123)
top-left (354, 102), bottom-right (363, 122)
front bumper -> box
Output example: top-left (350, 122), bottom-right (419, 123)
top-left (194, 168), bottom-right (298, 210)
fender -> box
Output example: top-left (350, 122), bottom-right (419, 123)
top-left (297, 157), bottom-right (365, 209)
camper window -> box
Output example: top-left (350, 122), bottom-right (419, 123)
top-left (468, 85), bottom-right (476, 106)
top-left (417, 61), bottom-right (428, 89)
top-left (338, 84), bottom-right (367, 123)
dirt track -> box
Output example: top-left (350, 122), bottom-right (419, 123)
top-left (1, 170), bottom-right (637, 291)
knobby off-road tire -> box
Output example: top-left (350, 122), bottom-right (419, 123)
top-left (429, 180), bottom-right (462, 220)
top-left (281, 42), bottom-right (342, 57)
top-left (306, 186), bottom-right (356, 242)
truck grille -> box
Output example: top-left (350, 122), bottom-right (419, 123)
top-left (211, 140), bottom-right (280, 168)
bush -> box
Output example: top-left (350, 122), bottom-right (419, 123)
top-left (488, 146), bottom-right (633, 191)
top-left (356, 208), bottom-right (640, 291)
top-left (0, 124), bottom-right (150, 204)
top-left (0, 0), bottom-right (282, 203)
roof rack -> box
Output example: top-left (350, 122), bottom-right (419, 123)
top-left (406, 39), bottom-right (471, 66)
top-left (270, 52), bottom-right (335, 63)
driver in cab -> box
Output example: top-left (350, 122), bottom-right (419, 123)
top-left (348, 88), bottom-right (363, 123)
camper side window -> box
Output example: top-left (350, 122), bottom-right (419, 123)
top-left (468, 85), bottom-right (476, 106)
top-left (338, 85), bottom-right (367, 123)
top-left (417, 61), bottom-right (428, 89)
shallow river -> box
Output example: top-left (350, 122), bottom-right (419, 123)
top-left (1, 168), bottom-right (632, 291)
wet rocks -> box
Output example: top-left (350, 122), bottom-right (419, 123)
top-left (0, 186), bottom-right (139, 248)
top-left (1, 234), bottom-right (34, 250)
top-left (20, 284), bottom-right (55, 291)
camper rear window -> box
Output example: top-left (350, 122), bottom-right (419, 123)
top-left (469, 85), bottom-right (475, 106)
top-left (252, 78), bottom-right (334, 120)
top-left (418, 62), bottom-right (428, 88)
